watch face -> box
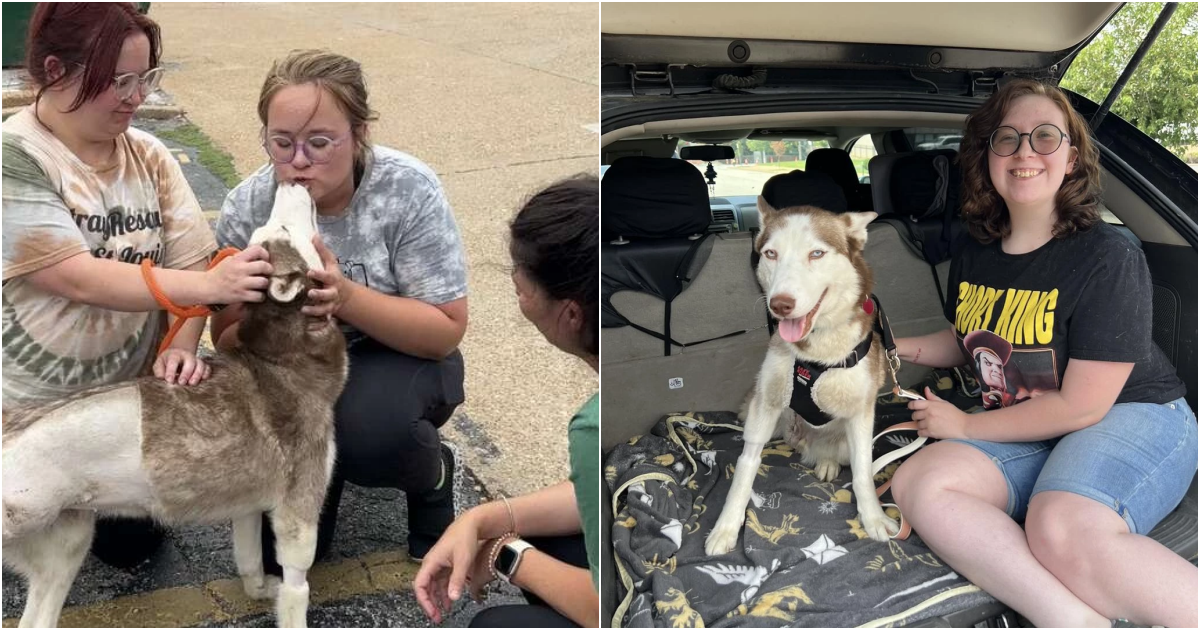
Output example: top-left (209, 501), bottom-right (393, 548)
top-left (497, 545), bottom-right (519, 575)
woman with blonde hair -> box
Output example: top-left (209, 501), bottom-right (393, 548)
top-left (213, 49), bottom-right (469, 574)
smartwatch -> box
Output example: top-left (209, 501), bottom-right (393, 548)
top-left (494, 539), bottom-right (534, 584)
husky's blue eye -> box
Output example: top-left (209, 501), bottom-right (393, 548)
top-left (810, 250), bottom-right (825, 259)
top-left (764, 249), bottom-right (778, 260)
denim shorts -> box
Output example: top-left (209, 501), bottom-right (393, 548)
top-left (945, 397), bottom-right (1197, 534)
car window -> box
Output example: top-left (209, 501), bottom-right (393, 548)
top-left (907, 128), bottom-right (965, 152)
top-left (849, 136), bottom-right (878, 183)
top-left (679, 139), bottom-right (831, 197)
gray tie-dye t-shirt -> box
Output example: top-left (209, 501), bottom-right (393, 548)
top-left (217, 146), bottom-right (467, 338)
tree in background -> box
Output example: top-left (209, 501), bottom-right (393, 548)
top-left (1062, 1), bottom-right (1197, 157)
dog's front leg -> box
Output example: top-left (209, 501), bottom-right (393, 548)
top-left (233, 513), bottom-right (279, 600)
top-left (847, 407), bottom-right (898, 542)
top-left (269, 508), bottom-right (318, 628)
top-left (705, 341), bottom-right (794, 556)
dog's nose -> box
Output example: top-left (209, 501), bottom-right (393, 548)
top-left (770, 295), bottom-right (794, 317)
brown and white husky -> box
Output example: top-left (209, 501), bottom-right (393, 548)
top-left (705, 198), bottom-right (899, 555)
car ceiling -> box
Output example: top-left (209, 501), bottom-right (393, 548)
top-left (602, 2), bottom-right (1122, 54)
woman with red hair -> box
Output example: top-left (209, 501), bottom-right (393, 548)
top-left (2, 2), bottom-right (270, 568)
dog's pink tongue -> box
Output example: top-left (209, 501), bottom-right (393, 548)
top-left (779, 315), bottom-right (811, 343)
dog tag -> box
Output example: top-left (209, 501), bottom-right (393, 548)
top-left (668, 377), bottom-right (683, 390)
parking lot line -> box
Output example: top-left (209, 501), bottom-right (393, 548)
top-left (2, 549), bottom-right (419, 628)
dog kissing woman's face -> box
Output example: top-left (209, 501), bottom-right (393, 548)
top-left (265, 83), bottom-right (356, 213)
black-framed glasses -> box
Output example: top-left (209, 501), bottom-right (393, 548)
top-left (988, 123), bottom-right (1070, 157)
top-left (262, 134), bottom-right (349, 164)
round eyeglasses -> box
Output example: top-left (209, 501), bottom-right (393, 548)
top-left (73, 64), bottom-right (164, 101)
top-left (988, 123), bottom-right (1070, 157)
top-left (262, 134), bottom-right (348, 164)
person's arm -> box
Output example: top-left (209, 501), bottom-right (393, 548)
top-left (23, 247), bottom-right (272, 312)
top-left (151, 258), bottom-right (214, 385)
top-left (895, 325), bottom-right (968, 368)
top-left (509, 550), bottom-right (599, 627)
top-left (335, 286), bottom-right (466, 359)
top-left (911, 358), bottom-right (1134, 442)
top-left (465, 481), bottom-right (583, 541)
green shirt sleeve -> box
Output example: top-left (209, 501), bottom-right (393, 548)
top-left (568, 393), bottom-right (600, 591)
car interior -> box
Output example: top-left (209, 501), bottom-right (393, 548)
top-left (600, 108), bottom-right (1197, 626)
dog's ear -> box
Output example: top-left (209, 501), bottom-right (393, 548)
top-left (268, 272), bottom-right (307, 303)
top-left (756, 195), bottom-right (778, 224)
top-left (844, 211), bottom-right (878, 242)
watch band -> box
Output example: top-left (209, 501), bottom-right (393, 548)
top-left (495, 538), bottom-right (534, 584)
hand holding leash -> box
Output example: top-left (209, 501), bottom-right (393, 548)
top-left (908, 387), bottom-right (971, 440)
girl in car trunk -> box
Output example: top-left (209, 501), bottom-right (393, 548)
top-left (891, 79), bottom-right (1196, 628)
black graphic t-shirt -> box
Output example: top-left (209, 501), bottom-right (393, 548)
top-left (945, 222), bottom-right (1185, 409)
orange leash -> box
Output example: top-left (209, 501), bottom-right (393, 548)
top-left (141, 247), bottom-right (242, 356)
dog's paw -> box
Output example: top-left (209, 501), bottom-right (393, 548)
top-left (861, 512), bottom-right (900, 542)
top-left (705, 516), bottom-right (743, 556)
top-left (814, 460), bottom-right (841, 482)
top-left (242, 573), bottom-right (281, 600)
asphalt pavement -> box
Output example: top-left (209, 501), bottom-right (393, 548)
top-left (2, 3), bottom-right (597, 627)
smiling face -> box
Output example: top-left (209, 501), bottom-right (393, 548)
top-left (265, 83), bottom-right (357, 213)
top-left (754, 200), bottom-right (875, 343)
top-left (50, 32), bottom-right (151, 141)
top-left (987, 94), bottom-right (1078, 216)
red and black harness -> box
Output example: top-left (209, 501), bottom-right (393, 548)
top-left (789, 294), bottom-right (898, 426)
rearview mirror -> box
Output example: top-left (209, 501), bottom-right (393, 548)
top-left (680, 145), bottom-right (735, 162)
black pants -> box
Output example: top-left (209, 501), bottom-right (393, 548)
top-left (262, 337), bottom-right (465, 572)
top-left (91, 338), bottom-right (464, 571)
top-left (469, 534), bottom-right (590, 628)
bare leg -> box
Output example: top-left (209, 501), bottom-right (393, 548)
top-left (1027, 491), bottom-right (1198, 628)
top-left (892, 442), bottom-right (1108, 627)
top-left (233, 512), bottom-right (278, 600)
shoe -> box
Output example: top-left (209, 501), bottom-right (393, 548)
top-left (407, 442), bottom-right (464, 561)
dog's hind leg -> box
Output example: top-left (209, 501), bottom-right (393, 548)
top-left (233, 512), bottom-right (279, 600)
top-left (846, 407), bottom-right (898, 542)
top-left (706, 339), bottom-right (794, 556)
top-left (5, 510), bottom-right (95, 628)
top-left (268, 508), bottom-right (318, 628)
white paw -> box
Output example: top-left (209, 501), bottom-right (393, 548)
top-left (814, 460), bottom-right (841, 482)
top-left (705, 515), bottom-right (743, 555)
top-left (861, 512), bottom-right (900, 542)
top-left (242, 574), bottom-right (280, 600)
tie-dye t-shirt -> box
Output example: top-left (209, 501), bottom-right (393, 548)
top-left (2, 107), bottom-right (216, 405)
top-left (216, 145), bottom-right (467, 338)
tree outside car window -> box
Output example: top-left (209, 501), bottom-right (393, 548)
top-left (1061, 1), bottom-right (1198, 164)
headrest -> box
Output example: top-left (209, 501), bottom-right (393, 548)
top-left (805, 148), bottom-right (860, 191)
top-left (601, 156), bottom-right (711, 241)
top-left (888, 149), bottom-right (960, 221)
top-left (761, 169), bottom-right (848, 213)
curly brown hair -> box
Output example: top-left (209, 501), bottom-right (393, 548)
top-left (957, 79), bottom-right (1102, 243)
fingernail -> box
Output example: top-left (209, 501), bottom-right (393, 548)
top-left (450, 588), bottom-right (460, 600)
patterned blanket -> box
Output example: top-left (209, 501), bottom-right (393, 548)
top-left (606, 411), bottom-right (997, 627)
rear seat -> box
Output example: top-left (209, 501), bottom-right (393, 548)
top-left (806, 147), bottom-right (873, 211)
top-left (865, 149), bottom-right (965, 390)
top-left (601, 157), bottom-right (770, 451)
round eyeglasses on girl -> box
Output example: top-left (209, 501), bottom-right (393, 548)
top-left (989, 123), bottom-right (1070, 157)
